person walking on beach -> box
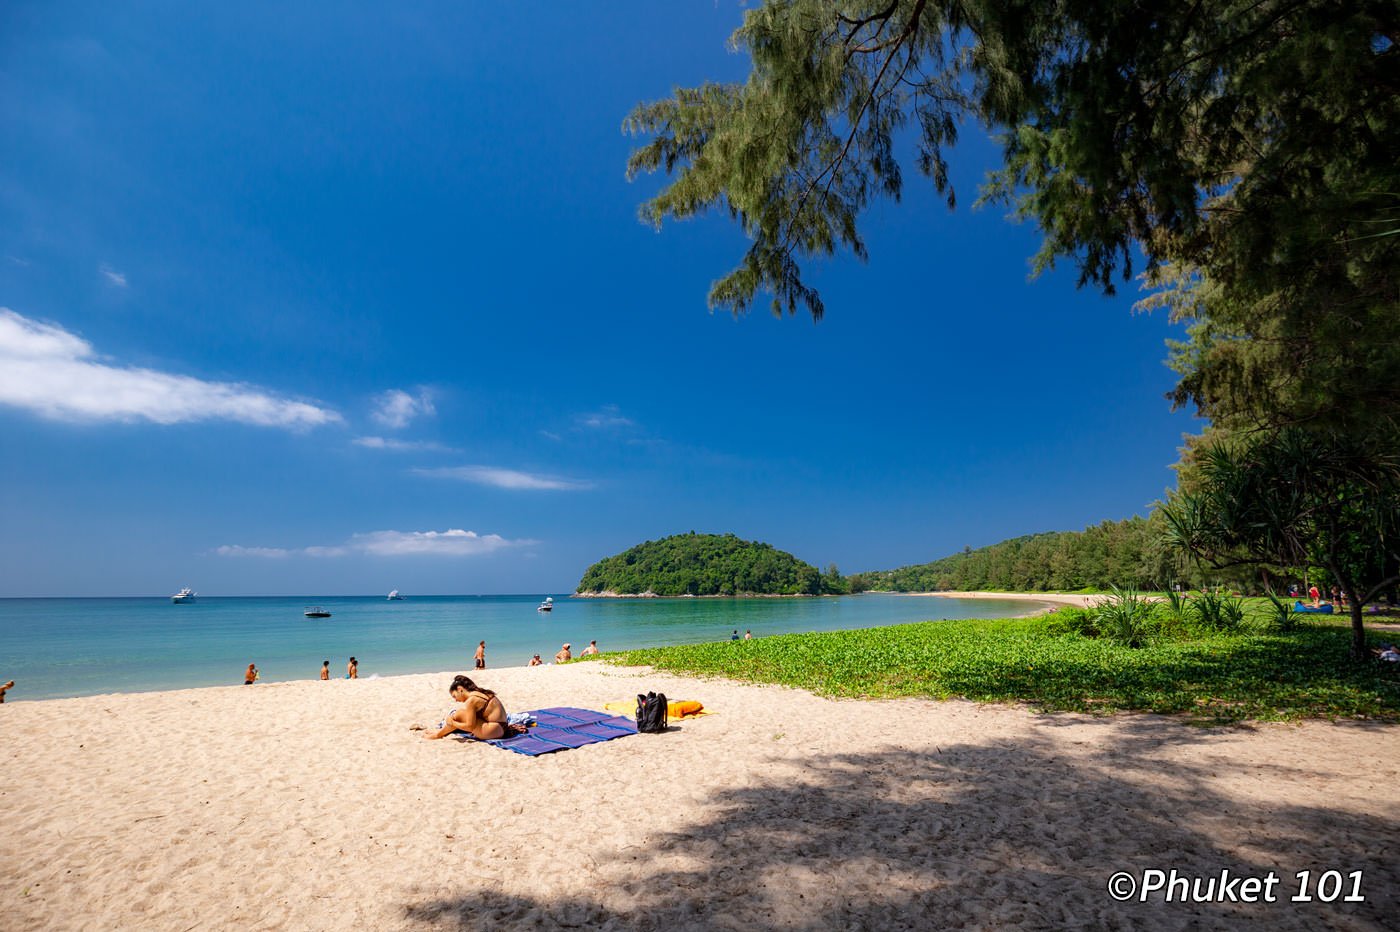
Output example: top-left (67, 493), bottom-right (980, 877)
top-left (244, 663), bottom-right (258, 685)
top-left (581, 640), bottom-right (599, 656)
top-left (474, 640), bottom-right (486, 670)
top-left (347, 657), bottom-right (358, 679)
top-left (0, 680), bottom-right (13, 702)
top-left (319, 661), bottom-right (330, 681)
top-left (555, 643), bottom-right (572, 663)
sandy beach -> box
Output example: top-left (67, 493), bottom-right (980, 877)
top-left (913, 590), bottom-right (1104, 609)
top-left (3, 661), bottom-right (1396, 930)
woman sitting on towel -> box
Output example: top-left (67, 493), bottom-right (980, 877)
top-left (424, 675), bottom-right (522, 741)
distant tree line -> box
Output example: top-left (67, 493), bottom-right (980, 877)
top-left (577, 532), bottom-right (848, 596)
top-left (851, 516), bottom-right (1195, 593)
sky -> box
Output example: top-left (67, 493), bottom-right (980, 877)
top-left (0, 1), bottom-right (1201, 597)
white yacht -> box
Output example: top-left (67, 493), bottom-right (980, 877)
top-left (171, 587), bottom-right (196, 604)
top-left (537, 596), bottom-right (554, 612)
top-left (387, 590), bottom-right (404, 601)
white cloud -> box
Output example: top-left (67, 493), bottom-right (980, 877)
top-left (6, 255), bottom-right (31, 267)
top-left (353, 435), bottom-right (455, 453)
top-left (100, 264), bottom-right (127, 287)
top-left (576, 404), bottom-right (634, 430)
top-left (413, 465), bottom-right (592, 491)
top-left (215, 545), bottom-right (291, 558)
top-left (217, 528), bottom-right (526, 558)
top-left (371, 388), bottom-right (435, 429)
top-left (0, 308), bottom-right (341, 428)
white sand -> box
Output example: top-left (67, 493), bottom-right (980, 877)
top-left (2, 663), bottom-right (1396, 930)
top-left (910, 590), bottom-right (1104, 609)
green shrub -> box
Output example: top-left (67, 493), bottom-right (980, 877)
top-left (1045, 605), bottom-right (1098, 638)
top-left (1263, 588), bottom-right (1301, 631)
top-left (1093, 587), bottom-right (1157, 647)
top-left (1191, 590), bottom-right (1247, 631)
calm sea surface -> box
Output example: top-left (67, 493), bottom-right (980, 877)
top-left (0, 593), bottom-right (1039, 701)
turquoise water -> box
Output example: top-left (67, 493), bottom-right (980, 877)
top-left (0, 593), bottom-right (1039, 701)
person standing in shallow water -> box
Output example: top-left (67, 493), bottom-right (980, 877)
top-left (347, 657), bottom-right (358, 679)
top-left (319, 661), bottom-right (330, 681)
top-left (474, 640), bottom-right (486, 670)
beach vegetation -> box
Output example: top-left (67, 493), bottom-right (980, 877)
top-left (609, 615), bottom-right (1400, 723)
top-left (853, 514), bottom-right (1190, 593)
top-left (1091, 588), bottom-right (1157, 648)
top-left (1161, 429), bottom-right (1400, 660)
top-left (576, 531), bottom-right (847, 596)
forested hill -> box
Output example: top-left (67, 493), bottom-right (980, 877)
top-left (576, 532), bottom-right (846, 596)
top-left (851, 516), bottom-right (1176, 593)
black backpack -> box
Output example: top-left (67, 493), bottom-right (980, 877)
top-left (635, 691), bottom-right (669, 733)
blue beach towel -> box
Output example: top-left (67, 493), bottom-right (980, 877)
top-left (452, 707), bottom-right (637, 757)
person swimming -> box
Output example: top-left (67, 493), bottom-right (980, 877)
top-left (424, 675), bottom-right (520, 741)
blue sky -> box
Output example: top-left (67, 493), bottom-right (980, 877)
top-left (0, 1), bottom-right (1199, 597)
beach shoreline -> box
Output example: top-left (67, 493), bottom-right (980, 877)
top-left (2, 661), bottom-right (1395, 930)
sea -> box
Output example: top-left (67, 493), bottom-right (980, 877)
top-left (0, 593), bottom-right (1040, 701)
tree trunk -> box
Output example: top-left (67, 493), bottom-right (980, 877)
top-left (1347, 591), bottom-right (1368, 661)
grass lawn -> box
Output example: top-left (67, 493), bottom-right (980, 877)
top-left (600, 615), bottom-right (1400, 723)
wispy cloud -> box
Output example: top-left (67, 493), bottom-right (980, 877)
top-left (353, 435), bottom-right (456, 453)
top-left (413, 465), bottom-right (593, 491)
top-left (575, 404), bottom-right (634, 430)
top-left (99, 263), bottom-right (127, 287)
top-left (5, 255), bottom-right (31, 268)
top-left (371, 388), bottom-right (435, 429)
top-left (0, 307), bottom-right (341, 428)
top-left (217, 528), bottom-right (528, 558)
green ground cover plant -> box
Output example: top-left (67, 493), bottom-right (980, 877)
top-left (604, 615), bottom-right (1400, 724)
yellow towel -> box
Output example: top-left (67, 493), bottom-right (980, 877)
top-left (603, 699), bottom-right (712, 719)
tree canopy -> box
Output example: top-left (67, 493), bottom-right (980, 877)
top-left (627, 1), bottom-right (1399, 433)
top-left (576, 532), bottom-right (846, 596)
top-left (852, 515), bottom-right (1182, 593)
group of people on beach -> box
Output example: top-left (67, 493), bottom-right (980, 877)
top-left (242, 657), bottom-right (358, 685)
top-left (475, 639), bottom-right (601, 669)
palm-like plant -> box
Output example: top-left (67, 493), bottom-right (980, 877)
top-left (1161, 429), bottom-right (1400, 660)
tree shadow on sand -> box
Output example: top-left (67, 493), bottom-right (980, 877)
top-left (401, 732), bottom-right (1397, 930)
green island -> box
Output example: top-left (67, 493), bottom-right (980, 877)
top-left (575, 532), bottom-right (849, 596)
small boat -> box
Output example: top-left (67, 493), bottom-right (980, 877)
top-left (171, 587), bottom-right (197, 604)
top-left (387, 590), bottom-right (404, 601)
top-left (304, 607), bottom-right (332, 618)
top-left (537, 597), bottom-right (554, 613)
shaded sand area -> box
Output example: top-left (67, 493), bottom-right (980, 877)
top-left (3, 663), bottom-right (1396, 930)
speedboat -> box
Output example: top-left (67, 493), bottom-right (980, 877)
top-left (387, 590), bottom-right (404, 601)
top-left (304, 607), bottom-right (332, 618)
top-left (171, 587), bottom-right (196, 604)
top-left (537, 597), bottom-right (554, 612)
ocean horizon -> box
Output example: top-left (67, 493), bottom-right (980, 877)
top-left (0, 592), bottom-right (1039, 701)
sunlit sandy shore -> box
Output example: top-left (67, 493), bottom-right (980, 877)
top-left (2, 662), bottom-right (1395, 929)
top-left (912, 589), bottom-right (1102, 608)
